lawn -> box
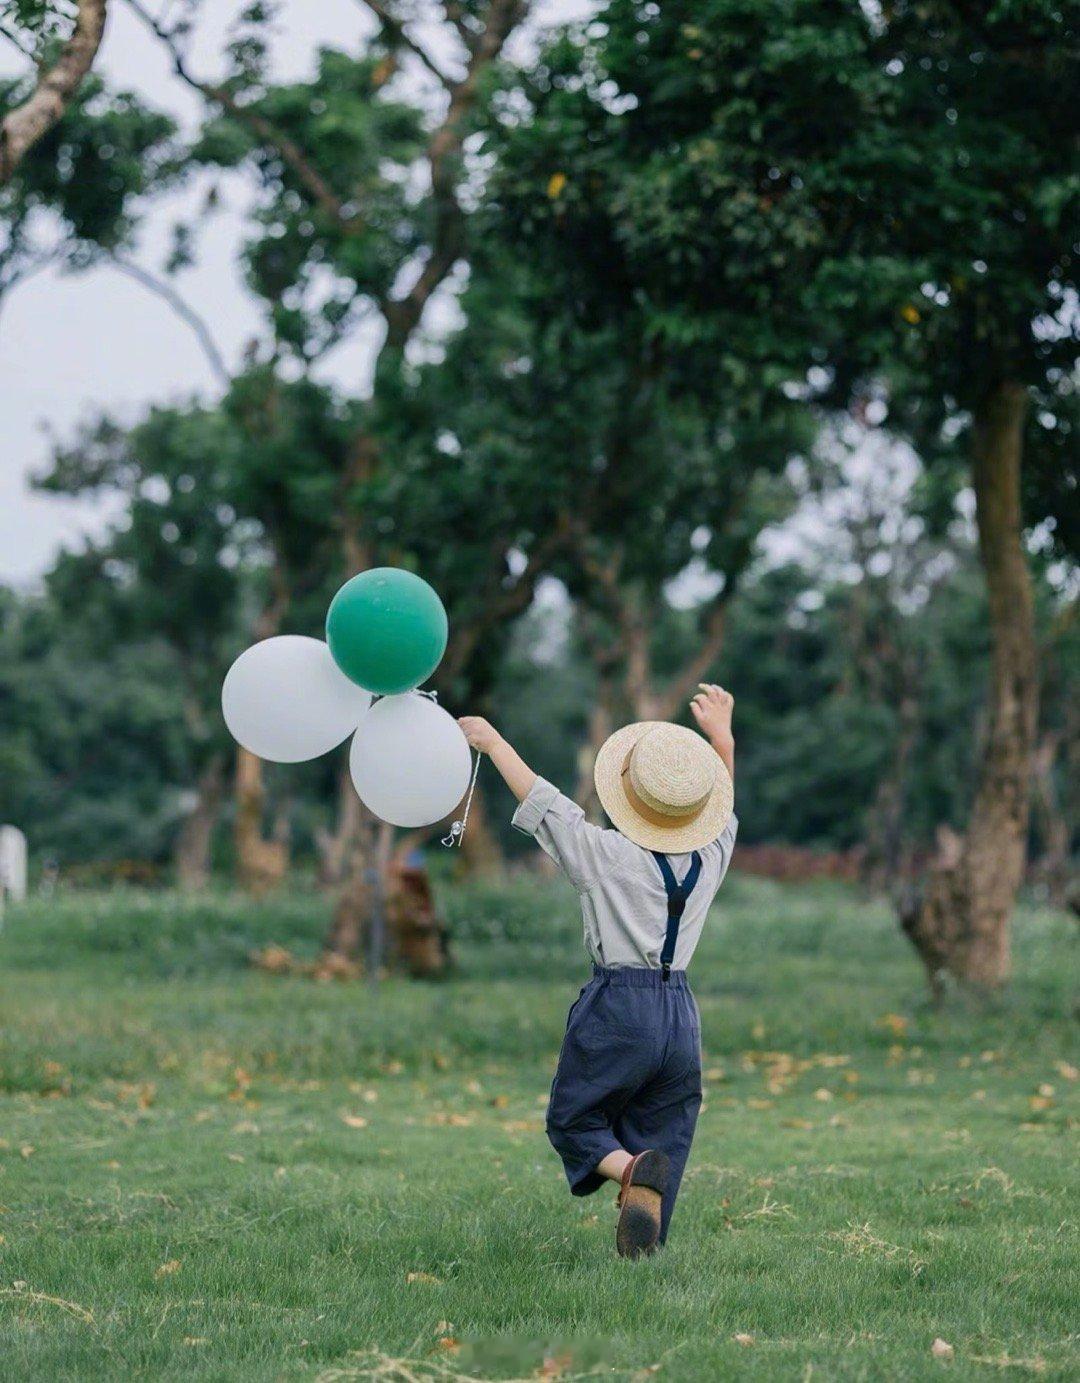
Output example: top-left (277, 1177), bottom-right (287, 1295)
top-left (0, 871), bottom-right (1076, 1380)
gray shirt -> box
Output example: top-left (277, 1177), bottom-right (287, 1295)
top-left (511, 775), bottom-right (738, 971)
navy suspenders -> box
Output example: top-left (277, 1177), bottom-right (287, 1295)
top-left (650, 850), bottom-right (703, 980)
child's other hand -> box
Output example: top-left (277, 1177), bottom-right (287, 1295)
top-left (457, 716), bottom-right (502, 754)
top-left (690, 684), bottom-right (734, 747)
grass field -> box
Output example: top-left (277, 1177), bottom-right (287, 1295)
top-left (0, 871), bottom-right (1076, 1380)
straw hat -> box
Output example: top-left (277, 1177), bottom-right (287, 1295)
top-left (593, 721), bottom-right (733, 853)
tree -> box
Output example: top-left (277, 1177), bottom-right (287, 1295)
top-left (497, 0), bottom-right (1077, 991)
top-left (36, 369), bottom-right (355, 886)
top-left (0, 584), bottom-right (191, 872)
top-left (448, 144), bottom-right (812, 803)
top-left (0, 0), bottom-right (109, 182)
top-left (125, 0), bottom-right (534, 956)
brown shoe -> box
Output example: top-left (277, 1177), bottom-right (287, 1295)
top-left (615, 1149), bottom-right (669, 1259)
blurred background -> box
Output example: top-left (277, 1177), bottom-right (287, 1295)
top-left (0, 0), bottom-right (1076, 992)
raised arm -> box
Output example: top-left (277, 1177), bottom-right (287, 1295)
top-left (690, 683), bottom-right (735, 783)
top-left (458, 716), bottom-right (536, 802)
top-left (458, 715), bottom-right (612, 891)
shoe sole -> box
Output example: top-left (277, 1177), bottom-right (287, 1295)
top-left (616, 1149), bottom-right (669, 1259)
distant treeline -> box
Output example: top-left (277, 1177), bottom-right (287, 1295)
top-left (1, 537), bottom-right (1074, 893)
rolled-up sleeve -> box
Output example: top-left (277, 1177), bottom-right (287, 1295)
top-left (511, 776), bottom-right (608, 891)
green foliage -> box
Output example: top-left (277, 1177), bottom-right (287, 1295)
top-left (192, 47), bottom-right (427, 357)
top-left (0, 589), bottom-right (191, 863)
top-left (0, 370), bottom-right (364, 865)
top-left (0, 73), bottom-right (176, 270)
top-left (489, 0), bottom-right (1078, 529)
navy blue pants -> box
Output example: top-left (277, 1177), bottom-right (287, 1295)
top-left (546, 965), bottom-right (702, 1243)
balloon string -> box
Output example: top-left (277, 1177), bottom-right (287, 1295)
top-left (442, 750), bottom-right (482, 848)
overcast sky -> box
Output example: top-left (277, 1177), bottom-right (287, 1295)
top-left (0, 0), bottom-right (590, 586)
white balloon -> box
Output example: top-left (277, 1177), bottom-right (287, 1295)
top-left (222, 635), bottom-right (371, 763)
top-left (349, 693), bottom-right (472, 827)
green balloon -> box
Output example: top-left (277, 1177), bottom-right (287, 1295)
top-left (326, 568), bottom-right (448, 695)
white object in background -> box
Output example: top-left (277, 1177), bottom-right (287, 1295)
top-left (349, 692), bottom-right (472, 828)
top-left (222, 635), bottom-right (372, 763)
top-left (0, 825), bottom-right (28, 902)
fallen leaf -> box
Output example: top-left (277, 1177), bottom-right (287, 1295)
top-left (155, 1259), bottom-right (181, 1279)
top-left (226, 1153), bottom-right (245, 1163)
top-left (931, 1337), bottom-right (954, 1360)
top-left (781, 1118), bottom-right (814, 1130)
top-left (341, 1114), bottom-right (368, 1129)
top-left (813, 1088), bottom-right (834, 1102)
top-left (436, 1336), bottom-right (459, 1353)
top-left (879, 1013), bottom-right (909, 1037)
top-left (250, 944), bottom-right (295, 974)
top-left (1054, 1061), bottom-right (1078, 1082)
top-left (19, 1146), bottom-right (34, 1159)
top-left (733, 1333), bottom-right (755, 1347)
top-left (405, 1271), bottom-right (441, 1285)
top-left (538, 1350), bottom-right (573, 1376)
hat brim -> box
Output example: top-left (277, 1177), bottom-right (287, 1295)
top-left (593, 721), bottom-right (734, 853)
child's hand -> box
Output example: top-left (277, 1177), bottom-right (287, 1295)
top-left (690, 683), bottom-right (735, 748)
top-left (457, 716), bottom-right (503, 754)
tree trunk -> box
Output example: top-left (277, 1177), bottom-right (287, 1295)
top-left (234, 746), bottom-right (288, 893)
top-left (324, 808), bottom-right (380, 960)
top-left (863, 679), bottom-right (919, 892)
top-left (173, 754), bottom-right (225, 889)
top-left (1030, 730), bottom-right (1070, 906)
top-left (315, 762), bottom-right (362, 887)
top-left (901, 381), bottom-right (1038, 992)
top-left (324, 811), bottom-right (450, 975)
top-left (574, 676), bottom-right (616, 821)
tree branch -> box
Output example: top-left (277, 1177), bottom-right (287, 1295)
top-left (124, 0), bottom-right (359, 230)
top-left (0, 0), bottom-right (109, 183)
top-left (353, 0), bottom-right (456, 90)
top-left (439, 515), bottom-right (571, 684)
top-left (383, 0), bottom-right (526, 346)
top-left (107, 255), bottom-right (230, 384)
top-left (654, 593), bottom-right (733, 721)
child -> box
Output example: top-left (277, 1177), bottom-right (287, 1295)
top-left (459, 683), bottom-right (737, 1259)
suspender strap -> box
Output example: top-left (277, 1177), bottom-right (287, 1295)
top-left (650, 849), bottom-right (703, 981)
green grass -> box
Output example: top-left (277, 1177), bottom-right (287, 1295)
top-left (0, 872), bottom-right (1076, 1380)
